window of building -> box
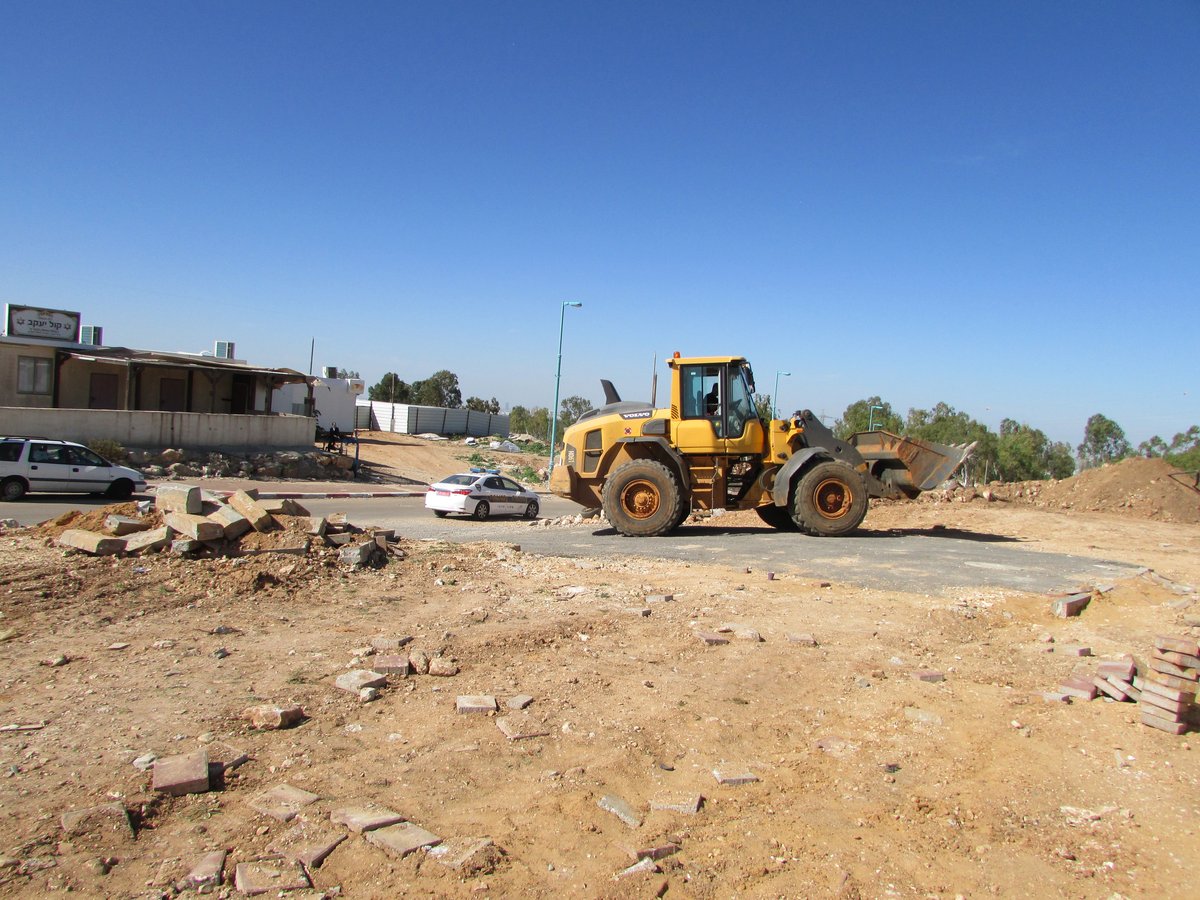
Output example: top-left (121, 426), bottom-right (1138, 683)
top-left (17, 357), bottom-right (52, 395)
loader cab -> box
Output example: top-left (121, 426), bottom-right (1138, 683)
top-left (671, 356), bottom-right (764, 455)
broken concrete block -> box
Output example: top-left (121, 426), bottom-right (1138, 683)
top-left (304, 516), bottom-right (327, 537)
top-left (696, 631), bottom-right (730, 646)
top-left (371, 635), bottom-right (413, 652)
top-left (152, 748), bottom-right (210, 796)
top-left (598, 795), bottom-right (641, 828)
top-left (428, 657), bottom-right (459, 677)
top-left (649, 793), bottom-right (703, 815)
top-left (335, 670), bottom-right (387, 694)
top-left (57, 529), bottom-right (126, 556)
top-left (163, 512), bottom-right (224, 542)
top-left (712, 768), bottom-right (759, 786)
top-left (338, 542), bottom-right (375, 567)
top-left (104, 515), bottom-right (149, 536)
top-left (228, 490), bottom-right (274, 532)
top-left (60, 803), bottom-right (135, 842)
top-left (233, 860), bottom-right (310, 895)
top-left (207, 504), bottom-right (251, 539)
top-left (185, 850), bottom-right (226, 891)
top-left (427, 837), bottom-right (500, 874)
top-left (249, 783), bottom-right (320, 822)
top-left (171, 538), bottom-right (204, 554)
top-left (124, 525), bottom-right (174, 554)
top-left (206, 741), bottom-right (249, 774)
top-left (330, 804), bottom-right (406, 833)
top-left (372, 655), bottom-right (411, 676)
top-left (1051, 592), bottom-right (1091, 617)
top-left (240, 703), bottom-right (305, 730)
top-left (507, 694), bottom-right (534, 710)
top-left (155, 483), bottom-right (201, 515)
top-left (456, 695), bottom-right (497, 714)
top-left (786, 632), bottom-right (819, 646)
top-left (912, 669), bottom-right (945, 683)
top-left (269, 820), bottom-right (346, 869)
top-left (496, 715), bottom-right (551, 741)
top-left (409, 649), bottom-right (431, 674)
top-left (363, 822), bottom-right (442, 858)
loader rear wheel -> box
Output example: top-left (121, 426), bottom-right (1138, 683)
top-left (790, 461), bottom-right (868, 536)
top-left (755, 504), bottom-right (796, 530)
top-left (602, 459), bottom-right (683, 537)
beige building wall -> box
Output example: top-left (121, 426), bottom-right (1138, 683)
top-left (0, 343), bottom-right (56, 409)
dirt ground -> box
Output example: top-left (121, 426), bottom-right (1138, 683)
top-left (0, 437), bottom-right (1198, 898)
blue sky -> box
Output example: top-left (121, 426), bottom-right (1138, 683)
top-left (2, 2), bottom-right (1197, 447)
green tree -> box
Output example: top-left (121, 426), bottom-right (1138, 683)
top-left (1045, 441), bottom-right (1075, 479)
top-left (526, 407), bottom-right (551, 442)
top-left (334, 368), bottom-right (360, 379)
top-left (367, 373), bottom-right (410, 403)
top-left (754, 394), bottom-right (774, 421)
top-left (1140, 425), bottom-right (1200, 470)
top-left (995, 419), bottom-right (1074, 482)
top-left (558, 396), bottom-right (595, 431)
top-left (412, 370), bottom-right (463, 408)
top-left (1077, 413), bottom-right (1131, 469)
top-left (835, 397), bottom-right (903, 439)
top-left (465, 396), bottom-right (501, 414)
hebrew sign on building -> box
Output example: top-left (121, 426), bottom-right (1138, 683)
top-left (4, 305), bottom-right (82, 343)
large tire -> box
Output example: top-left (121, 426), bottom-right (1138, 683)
top-left (755, 504), bottom-right (797, 530)
top-left (790, 461), bottom-right (868, 536)
top-left (1, 478), bottom-right (27, 502)
top-left (602, 459), bottom-right (683, 537)
top-left (105, 479), bottom-right (134, 500)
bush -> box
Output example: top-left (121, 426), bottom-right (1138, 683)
top-left (88, 439), bottom-right (127, 462)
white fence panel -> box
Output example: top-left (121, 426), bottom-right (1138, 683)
top-left (354, 400), bottom-right (508, 438)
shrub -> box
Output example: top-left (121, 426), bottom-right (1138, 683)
top-left (88, 438), bottom-right (127, 462)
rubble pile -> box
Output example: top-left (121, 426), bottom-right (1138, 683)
top-left (50, 484), bottom-right (398, 568)
top-left (122, 447), bottom-right (358, 482)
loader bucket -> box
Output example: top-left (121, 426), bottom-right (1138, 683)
top-left (850, 430), bottom-right (977, 495)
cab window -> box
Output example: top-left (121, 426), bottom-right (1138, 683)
top-left (725, 364), bottom-right (757, 439)
top-left (680, 364), bottom-right (725, 437)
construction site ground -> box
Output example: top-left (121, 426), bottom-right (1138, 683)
top-left (0, 432), bottom-right (1197, 898)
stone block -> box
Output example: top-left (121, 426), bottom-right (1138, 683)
top-left (427, 837), bottom-right (500, 874)
top-left (206, 741), bottom-right (249, 774)
top-left (228, 490), bottom-right (274, 531)
top-left (248, 783), bottom-right (320, 822)
top-left (60, 803), bottom-right (135, 842)
top-left (649, 793), bottom-right (703, 815)
top-left (364, 821), bottom-right (442, 858)
top-left (57, 529), bottom-right (126, 556)
top-left (1059, 677), bottom-right (1098, 701)
top-left (428, 657), bottom-right (459, 677)
top-left (339, 542), bottom-right (375, 567)
top-left (163, 512), bottom-right (224, 542)
top-left (104, 515), bottom-right (149, 536)
top-left (1139, 679), bottom-right (1195, 703)
top-left (1139, 690), bottom-right (1189, 716)
top-left (1096, 658), bottom-right (1137, 681)
top-left (325, 531), bottom-right (355, 546)
top-left (696, 631), bottom-right (729, 646)
top-left (456, 695), bottom-right (497, 714)
top-left (1093, 676), bottom-right (1131, 702)
top-left (155, 483), bottom-right (201, 515)
top-left (152, 748), bottom-right (210, 796)
top-left (207, 504), bottom-right (251, 540)
top-left (506, 694), bottom-right (534, 710)
top-left (712, 768), bottom-right (759, 785)
top-left (335, 670), bottom-right (387, 694)
top-left (371, 635), bottom-right (413, 652)
top-left (330, 804), bottom-right (405, 833)
top-left (171, 538), bottom-right (204, 554)
top-left (496, 714), bottom-right (551, 741)
top-left (912, 669), bottom-right (945, 683)
top-left (233, 860), bottom-right (310, 895)
top-left (409, 649), bottom-right (431, 674)
top-left (1154, 634), bottom-right (1200, 655)
top-left (185, 850), bottom-right (226, 890)
top-left (1139, 709), bottom-right (1188, 735)
top-left (645, 594), bottom-right (674, 603)
top-left (1051, 592), bottom-right (1091, 617)
top-left (598, 794), bottom-right (641, 828)
top-left (1056, 644), bottom-right (1092, 657)
top-left (124, 525), bottom-right (174, 554)
top-left (241, 704), bottom-right (305, 730)
top-left (372, 655), bottom-right (411, 676)
top-left (268, 820), bottom-right (346, 869)
top-left (786, 632), bottom-right (819, 646)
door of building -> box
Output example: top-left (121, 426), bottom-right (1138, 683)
top-left (89, 373), bottom-right (119, 409)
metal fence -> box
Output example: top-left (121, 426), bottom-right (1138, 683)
top-left (354, 401), bottom-right (509, 438)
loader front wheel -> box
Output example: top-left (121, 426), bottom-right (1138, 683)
top-left (602, 459), bottom-right (683, 537)
top-left (790, 461), bottom-right (868, 536)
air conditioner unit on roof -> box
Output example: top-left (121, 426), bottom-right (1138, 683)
top-left (214, 340), bottom-right (235, 359)
top-left (80, 325), bottom-right (103, 346)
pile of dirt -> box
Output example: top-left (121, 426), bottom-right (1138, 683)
top-left (38, 502), bottom-right (162, 538)
top-left (991, 457), bottom-right (1200, 523)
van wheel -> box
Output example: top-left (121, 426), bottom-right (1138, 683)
top-left (105, 479), bottom-right (134, 500)
top-left (1, 478), bottom-right (27, 502)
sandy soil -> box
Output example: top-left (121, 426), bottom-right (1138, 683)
top-left (0, 441), bottom-right (1197, 898)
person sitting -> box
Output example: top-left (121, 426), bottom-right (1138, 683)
top-left (704, 384), bottom-right (720, 416)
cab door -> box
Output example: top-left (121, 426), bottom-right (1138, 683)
top-left (673, 364), bottom-right (726, 455)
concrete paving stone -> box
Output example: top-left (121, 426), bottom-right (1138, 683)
top-left (124, 525), bottom-right (174, 554)
top-left (207, 504), bottom-right (251, 539)
top-left (1139, 709), bottom-right (1188, 735)
top-left (152, 748), bottom-right (210, 796)
top-left (1157, 648), bottom-right (1200, 669)
top-left (428, 657), bottom-right (459, 677)
top-left (903, 707), bottom-right (944, 725)
top-left (712, 768), bottom-right (759, 786)
top-left (1096, 658), bottom-right (1137, 681)
top-left (364, 822), bottom-right (442, 858)
top-left (233, 860), bottom-right (310, 895)
top-left (330, 804), bottom-right (406, 833)
top-left (335, 670), bottom-right (387, 693)
top-left (304, 516), bottom-right (327, 536)
top-left (228, 490), bottom-right (274, 531)
top-left (598, 794), bottom-right (642, 828)
top-left (696, 631), bottom-right (729, 646)
top-left (241, 704), bottom-right (305, 730)
top-left (60, 803), bottom-right (135, 842)
top-left (786, 632), bottom-right (819, 646)
top-left (339, 542), bottom-right (374, 567)
top-left (104, 515), bottom-right (149, 535)
top-left (185, 850), bottom-right (226, 890)
top-left (206, 741), bottom-right (250, 773)
top-left (57, 529), bottom-right (126, 556)
top-left (645, 594), bottom-right (674, 602)
top-left (372, 655), bottom-right (411, 675)
top-left (1138, 691), bottom-right (1189, 716)
top-left (1041, 691), bottom-right (1073, 703)
top-left (1093, 676), bottom-right (1132, 702)
top-left (1051, 592), bottom-right (1091, 617)
top-left (370, 635), bottom-right (414, 652)
top-left (1148, 654), bottom-right (1199, 679)
top-left (616, 857), bottom-right (660, 879)
top-left (155, 483), bottom-right (201, 515)
top-left (622, 842), bottom-right (681, 862)
top-left (649, 794), bottom-right (703, 815)
top-left (268, 820), bottom-right (346, 869)
top-left (911, 669), bottom-right (945, 683)
top-left (1059, 677), bottom-right (1098, 701)
top-left (506, 694), bottom-right (534, 710)
top-left (1138, 679), bottom-right (1195, 703)
top-left (496, 714), bottom-right (551, 741)
top-left (456, 695), bottom-right (498, 714)
top-left (1154, 634), bottom-right (1200, 655)
top-left (163, 512), bottom-right (224, 542)
top-left (1143, 670), bottom-right (1198, 692)
top-left (1055, 645), bottom-right (1092, 657)
top-left (427, 837), bottom-right (499, 873)
top-left (325, 532), bottom-right (355, 546)
top-left (248, 783), bottom-right (320, 822)
top-left (1110, 677), bottom-right (1141, 701)
top-left (734, 628), bottom-right (763, 642)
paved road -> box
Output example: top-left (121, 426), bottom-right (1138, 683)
top-left (6, 492), bottom-right (1143, 596)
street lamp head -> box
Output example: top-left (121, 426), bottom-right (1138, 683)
top-left (564, 301), bottom-right (582, 308)
top-left (779, 371), bottom-right (791, 377)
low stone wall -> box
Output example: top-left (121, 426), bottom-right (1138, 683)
top-left (0, 407), bottom-right (314, 450)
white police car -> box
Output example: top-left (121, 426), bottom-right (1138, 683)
top-left (425, 469), bottom-right (540, 520)
top-left (0, 437), bottom-right (148, 501)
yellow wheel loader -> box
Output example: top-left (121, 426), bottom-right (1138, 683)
top-left (549, 354), bottom-right (975, 537)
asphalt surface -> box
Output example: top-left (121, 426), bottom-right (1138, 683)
top-left (4, 484), bottom-right (1144, 596)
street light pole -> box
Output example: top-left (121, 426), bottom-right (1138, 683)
top-left (548, 301), bottom-right (583, 475)
top-left (773, 371), bottom-right (791, 418)
top-left (868, 404), bottom-right (883, 431)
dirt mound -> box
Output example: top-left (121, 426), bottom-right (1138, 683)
top-left (38, 502), bottom-right (161, 537)
top-left (994, 457), bottom-right (1200, 523)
